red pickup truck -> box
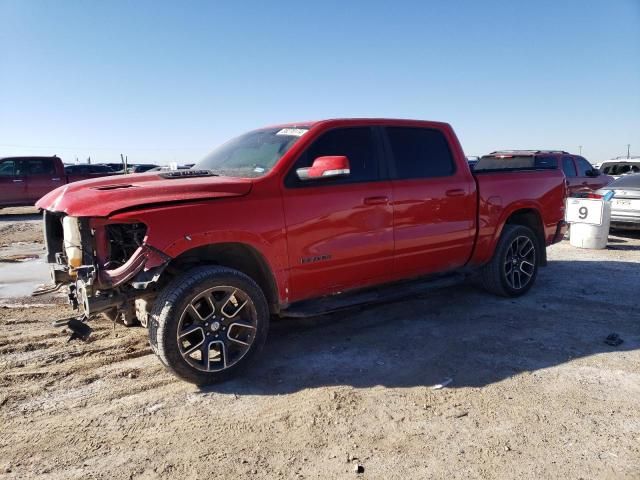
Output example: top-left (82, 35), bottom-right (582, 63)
top-left (0, 156), bottom-right (116, 209)
top-left (36, 119), bottom-right (567, 385)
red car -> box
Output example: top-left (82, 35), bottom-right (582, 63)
top-left (476, 150), bottom-right (613, 195)
top-left (37, 119), bottom-right (567, 384)
top-left (0, 156), bottom-right (117, 209)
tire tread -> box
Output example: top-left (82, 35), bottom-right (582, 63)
top-left (148, 265), bottom-right (269, 385)
top-left (480, 224), bottom-right (539, 297)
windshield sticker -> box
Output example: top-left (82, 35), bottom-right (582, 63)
top-left (276, 128), bottom-right (308, 137)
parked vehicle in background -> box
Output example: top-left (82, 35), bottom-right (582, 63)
top-left (466, 156), bottom-right (479, 170)
top-left (131, 164), bottom-right (160, 173)
top-left (0, 156), bottom-right (116, 209)
top-left (597, 175), bottom-right (640, 230)
top-left (598, 158), bottom-right (640, 179)
top-left (37, 118), bottom-right (568, 385)
top-left (146, 165), bottom-right (192, 172)
top-left (64, 164), bottom-right (116, 176)
top-left (475, 150), bottom-right (613, 195)
top-left (101, 163), bottom-right (127, 173)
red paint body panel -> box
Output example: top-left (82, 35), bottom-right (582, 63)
top-left (469, 169), bottom-right (567, 267)
top-left (281, 180), bottom-right (394, 301)
top-left (37, 118), bottom-right (567, 307)
top-left (563, 154), bottom-right (613, 195)
top-left (36, 172), bottom-right (253, 216)
top-left (109, 181), bottom-right (291, 301)
top-left (565, 172), bottom-right (614, 195)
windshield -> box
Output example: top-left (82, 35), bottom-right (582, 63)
top-left (600, 162), bottom-right (640, 176)
top-left (194, 127), bottom-right (310, 178)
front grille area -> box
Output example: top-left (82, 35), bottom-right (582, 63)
top-left (104, 223), bottom-right (147, 269)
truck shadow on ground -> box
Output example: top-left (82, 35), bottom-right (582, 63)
top-left (610, 229), bottom-right (640, 239)
top-left (204, 260), bottom-right (639, 395)
top-left (607, 230), bottom-right (640, 250)
top-left (607, 244), bottom-right (640, 251)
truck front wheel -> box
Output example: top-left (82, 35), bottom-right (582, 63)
top-left (148, 266), bottom-right (269, 385)
top-left (480, 224), bottom-right (539, 297)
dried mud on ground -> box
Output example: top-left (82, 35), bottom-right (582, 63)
top-left (0, 210), bottom-right (639, 479)
top-left (0, 208), bottom-right (42, 247)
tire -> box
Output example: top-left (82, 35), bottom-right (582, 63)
top-left (148, 266), bottom-right (269, 385)
top-left (480, 224), bottom-right (539, 297)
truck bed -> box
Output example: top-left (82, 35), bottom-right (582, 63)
top-left (470, 168), bottom-right (567, 267)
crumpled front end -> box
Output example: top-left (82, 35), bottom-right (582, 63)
top-left (43, 210), bottom-right (170, 326)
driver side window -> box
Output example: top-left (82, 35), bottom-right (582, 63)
top-left (576, 157), bottom-right (593, 176)
top-left (286, 127), bottom-right (378, 187)
top-left (0, 160), bottom-right (16, 177)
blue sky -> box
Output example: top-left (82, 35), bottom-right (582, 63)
top-left (1, 0), bottom-right (639, 164)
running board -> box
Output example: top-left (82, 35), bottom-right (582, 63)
top-left (281, 273), bottom-right (467, 318)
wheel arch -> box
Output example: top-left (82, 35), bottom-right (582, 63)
top-left (165, 242), bottom-right (281, 313)
top-left (503, 208), bottom-right (547, 266)
top-left (470, 201), bottom-right (549, 268)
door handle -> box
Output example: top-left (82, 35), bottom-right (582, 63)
top-left (12, 179), bottom-right (24, 183)
top-left (445, 188), bottom-right (465, 197)
top-left (363, 196), bottom-right (389, 205)
top-left (51, 177), bottom-right (61, 181)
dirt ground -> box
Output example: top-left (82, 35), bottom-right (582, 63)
top-left (0, 208), bottom-right (639, 479)
top-left (0, 208), bottom-right (42, 247)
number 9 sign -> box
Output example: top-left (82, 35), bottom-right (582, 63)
top-left (566, 198), bottom-right (604, 225)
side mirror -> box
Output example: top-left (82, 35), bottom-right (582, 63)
top-left (586, 168), bottom-right (600, 177)
top-left (297, 156), bottom-right (350, 180)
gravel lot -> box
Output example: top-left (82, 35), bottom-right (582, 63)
top-left (0, 207), bottom-right (639, 479)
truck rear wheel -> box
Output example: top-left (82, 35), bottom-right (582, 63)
top-left (480, 224), bottom-right (539, 297)
top-left (148, 266), bottom-right (269, 385)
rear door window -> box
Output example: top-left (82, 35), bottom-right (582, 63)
top-left (20, 158), bottom-right (55, 176)
top-left (384, 127), bottom-right (455, 179)
top-left (561, 156), bottom-right (577, 177)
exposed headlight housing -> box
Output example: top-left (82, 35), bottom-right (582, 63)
top-left (62, 216), bottom-right (82, 270)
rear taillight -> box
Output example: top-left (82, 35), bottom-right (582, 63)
top-left (584, 192), bottom-right (603, 199)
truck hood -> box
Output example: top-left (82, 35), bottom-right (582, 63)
top-left (36, 172), bottom-right (253, 217)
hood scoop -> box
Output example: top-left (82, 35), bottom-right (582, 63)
top-left (93, 184), bottom-right (136, 191)
top-left (159, 169), bottom-right (217, 179)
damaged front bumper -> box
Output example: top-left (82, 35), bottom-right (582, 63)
top-left (71, 243), bottom-right (170, 316)
top-left (43, 210), bottom-right (170, 320)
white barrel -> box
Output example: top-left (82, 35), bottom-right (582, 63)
top-left (569, 201), bottom-right (611, 249)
